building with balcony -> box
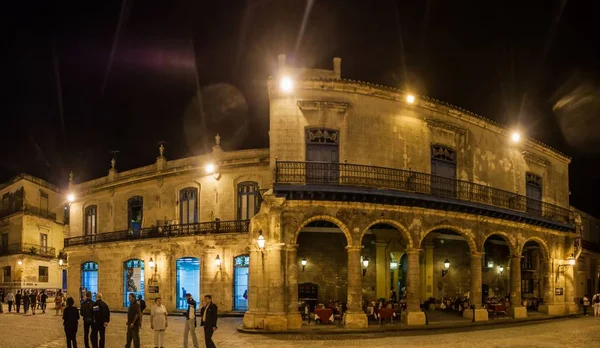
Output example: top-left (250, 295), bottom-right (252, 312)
top-left (61, 55), bottom-right (584, 331)
top-left (0, 174), bottom-right (66, 294)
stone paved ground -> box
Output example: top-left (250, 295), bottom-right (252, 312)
top-left (1, 311), bottom-right (600, 348)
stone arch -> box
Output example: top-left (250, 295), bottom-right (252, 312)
top-left (359, 219), bottom-right (414, 249)
top-left (292, 215), bottom-right (353, 245)
top-left (519, 236), bottom-right (551, 260)
top-left (480, 232), bottom-right (517, 256)
top-left (419, 224), bottom-right (477, 253)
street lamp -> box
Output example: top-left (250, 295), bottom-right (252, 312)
top-left (257, 231), bottom-right (265, 250)
top-left (442, 259), bottom-right (450, 277)
top-left (149, 257), bottom-right (155, 269)
top-left (406, 94), bottom-right (415, 104)
top-left (17, 259), bottom-right (23, 266)
top-left (67, 194), bottom-right (75, 203)
top-left (362, 257), bottom-right (369, 276)
top-left (205, 163), bottom-right (215, 174)
top-left (215, 255), bottom-right (222, 270)
top-left (511, 132), bottom-right (521, 143)
top-left (498, 265), bottom-right (504, 274)
top-left (390, 259), bottom-right (398, 270)
top-left (568, 253), bottom-right (576, 266)
top-left (58, 258), bottom-right (64, 266)
top-left (280, 76), bottom-right (293, 93)
top-left (301, 258), bottom-right (307, 272)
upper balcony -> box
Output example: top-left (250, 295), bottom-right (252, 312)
top-left (0, 202), bottom-right (57, 222)
top-left (274, 161), bottom-right (574, 232)
top-left (64, 219), bottom-right (250, 247)
top-left (0, 243), bottom-right (56, 258)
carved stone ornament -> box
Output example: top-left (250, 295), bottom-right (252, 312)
top-left (425, 119), bottom-right (467, 135)
top-left (297, 100), bottom-right (350, 112)
top-left (526, 172), bottom-right (543, 188)
top-left (431, 145), bottom-right (457, 163)
top-left (306, 128), bottom-right (339, 144)
top-left (522, 151), bottom-right (550, 167)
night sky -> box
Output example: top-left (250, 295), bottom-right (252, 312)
top-left (4, 1), bottom-right (600, 216)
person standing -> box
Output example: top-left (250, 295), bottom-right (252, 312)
top-left (30, 290), bottom-right (37, 315)
top-left (183, 293), bottom-right (199, 348)
top-left (63, 297), bottom-right (80, 348)
top-left (125, 293), bottom-right (142, 348)
top-left (583, 294), bottom-right (590, 316)
top-left (15, 290), bottom-right (22, 313)
top-left (91, 293), bottom-right (110, 348)
top-left (593, 292), bottom-right (600, 319)
top-left (41, 290), bottom-right (48, 314)
top-left (138, 295), bottom-right (147, 313)
top-left (22, 290), bottom-right (30, 314)
top-left (200, 295), bottom-right (218, 348)
top-left (56, 290), bottom-right (65, 316)
top-left (81, 291), bottom-right (95, 348)
top-left (151, 297), bottom-right (168, 348)
top-left (7, 290), bottom-right (14, 313)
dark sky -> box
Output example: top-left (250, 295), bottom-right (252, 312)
top-left (4, 0), bottom-right (600, 216)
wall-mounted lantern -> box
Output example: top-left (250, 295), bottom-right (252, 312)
top-left (390, 259), bottom-right (398, 270)
top-left (301, 258), bottom-right (307, 272)
top-left (17, 259), bottom-right (23, 266)
top-left (215, 255), bottom-right (222, 270)
top-left (257, 231), bottom-right (265, 250)
top-left (498, 265), bottom-right (504, 274)
top-left (558, 254), bottom-right (576, 273)
top-left (487, 260), bottom-right (494, 268)
top-left (442, 259), bottom-right (450, 277)
top-left (362, 257), bottom-right (370, 276)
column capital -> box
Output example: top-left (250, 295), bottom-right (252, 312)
top-left (285, 244), bottom-right (298, 252)
top-left (511, 254), bottom-right (523, 260)
top-left (405, 248), bottom-right (422, 255)
top-left (346, 245), bottom-right (363, 252)
top-left (470, 252), bottom-right (484, 259)
top-left (268, 243), bottom-right (286, 251)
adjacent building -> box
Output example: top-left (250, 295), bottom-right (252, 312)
top-left (56, 55), bottom-right (595, 331)
top-left (0, 174), bottom-right (66, 296)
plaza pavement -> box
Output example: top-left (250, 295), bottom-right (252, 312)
top-left (0, 311), bottom-right (599, 348)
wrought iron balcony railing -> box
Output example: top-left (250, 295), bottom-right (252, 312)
top-left (275, 161), bottom-right (572, 225)
top-left (0, 243), bottom-right (56, 258)
top-left (64, 219), bottom-right (250, 247)
top-left (0, 203), bottom-right (57, 221)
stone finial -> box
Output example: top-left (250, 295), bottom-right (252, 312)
top-left (333, 57), bottom-right (342, 79)
top-left (159, 144), bottom-right (165, 157)
top-left (111, 157), bottom-right (116, 169)
top-left (215, 133), bottom-right (221, 146)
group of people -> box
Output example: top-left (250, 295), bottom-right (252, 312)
top-left (0, 289), bottom-right (49, 314)
top-left (61, 291), bottom-right (217, 348)
top-left (582, 293), bottom-right (600, 318)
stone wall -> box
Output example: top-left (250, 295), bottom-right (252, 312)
top-left (431, 239), bottom-right (472, 299)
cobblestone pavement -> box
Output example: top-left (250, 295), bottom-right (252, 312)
top-left (1, 311), bottom-right (600, 348)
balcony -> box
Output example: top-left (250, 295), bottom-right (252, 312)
top-left (0, 243), bottom-right (56, 258)
top-left (274, 161), bottom-right (574, 232)
top-left (0, 203), bottom-right (57, 221)
top-left (64, 219), bottom-right (250, 247)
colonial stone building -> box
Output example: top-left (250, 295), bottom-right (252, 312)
top-left (0, 174), bottom-right (66, 295)
top-left (61, 55), bottom-right (586, 331)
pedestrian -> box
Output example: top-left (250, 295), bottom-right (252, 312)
top-left (593, 292), bottom-right (600, 319)
top-left (583, 294), bottom-right (590, 316)
top-left (183, 293), bottom-right (199, 348)
top-left (56, 290), bottom-right (65, 316)
top-left (151, 297), bottom-right (168, 348)
top-left (138, 295), bottom-right (147, 313)
top-left (63, 297), bottom-right (80, 348)
top-left (81, 291), bottom-right (94, 348)
top-left (7, 290), bottom-right (14, 313)
top-left (15, 290), bottom-right (22, 313)
top-left (41, 290), bottom-right (48, 314)
top-left (30, 290), bottom-right (37, 315)
top-left (200, 294), bottom-right (218, 348)
top-left (0, 290), bottom-right (4, 313)
top-left (23, 290), bottom-right (30, 314)
top-left (125, 293), bottom-right (142, 348)
top-left (91, 293), bottom-right (110, 348)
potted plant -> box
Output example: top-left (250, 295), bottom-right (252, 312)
top-left (29, 246), bottom-right (37, 255)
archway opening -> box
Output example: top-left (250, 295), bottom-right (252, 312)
top-left (124, 259), bottom-right (144, 307)
top-left (420, 229), bottom-right (473, 320)
top-left (521, 240), bottom-right (543, 311)
top-left (482, 235), bottom-right (511, 307)
top-left (176, 257), bottom-right (200, 309)
top-left (297, 220), bottom-right (348, 320)
top-left (233, 255), bottom-right (249, 311)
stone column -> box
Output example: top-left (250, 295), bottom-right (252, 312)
top-left (375, 241), bottom-right (388, 299)
top-left (264, 243), bottom-right (287, 330)
top-left (424, 244), bottom-right (434, 300)
top-left (344, 245), bottom-right (368, 328)
top-left (402, 248), bottom-right (426, 325)
top-left (463, 252), bottom-right (488, 321)
top-left (508, 255), bottom-right (527, 318)
top-left (538, 259), bottom-right (556, 315)
top-left (286, 245), bottom-right (302, 329)
top-left (564, 260), bottom-right (577, 314)
top-left (243, 247), bottom-right (268, 329)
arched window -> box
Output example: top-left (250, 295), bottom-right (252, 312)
top-left (176, 257), bottom-right (200, 309)
top-left (81, 262), bottom-right (98, 300)
top-left (84, 206), bottom-right (97, 236)
top-left (233, 255), bottom-right (250, 311)
top-left (179, 188), bottom-right (198, 224)
top-left (237, 182), bottom-right (260, 220)
top-left (127, 196), bottom-right (143, 231)
top-left (123, 259), bottom-right (144, 307)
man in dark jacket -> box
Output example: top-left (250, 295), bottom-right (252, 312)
top-left (125, 293), bottom-right (142, 348)
top-left (137, 295), bottom-right (146, 312)
top-left (80, 291), bottom-right (95, 348)
top-left (91, 293), bottom-right (110, 348)
top-left (200, 295), bottom-right (218, 348)
top-left (15, 290), bottom-right (22, 313)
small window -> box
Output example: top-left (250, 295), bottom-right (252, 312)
top-left (40, 233), bottom-right (48, 254)
top-left (3, 266), bottom-right (11, 282)
top-left (127, 196), bottom-right (143, 231)
top-left (237, 182), bottom-right (260, 220)
top-left (39, 266), bottom-right (49, 282)
top-left (40, 191), bottom-right (49, 213)
top-left (85, 205), bottom-right (97, 236)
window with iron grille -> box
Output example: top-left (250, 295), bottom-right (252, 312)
top-left (39, 266), bottom-right (49, 282)
top-left (3, 266), bottom-right (11, 282)
top-left (237, 182), bottom-right (260, 220)
top-left (85, 205), bottom-right (97, 236)
top-left (521, 279), bottom-right (533, 294)
top-left (179, 188), bottom-right (198, 224)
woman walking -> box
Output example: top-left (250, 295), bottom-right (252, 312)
top-left (15, 290), bottom-right (22, 313)
top-left (22, 290), bottom-right (30, 314)
top-left (151, 297), bottom-right (168, 348)
top-left (30, 290), bottom-right (37, 315)
top-left (55, 290), bottom-right (65, 316)
top-left (63, 297), bottom-right (80, 348)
